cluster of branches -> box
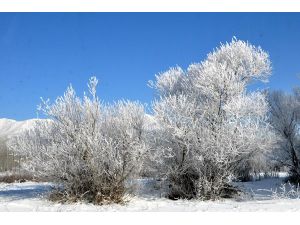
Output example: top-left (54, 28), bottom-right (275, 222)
top-left (268, 89), bottom-right (300, 183)
top-left (8, 38), bottom-right (282, 203)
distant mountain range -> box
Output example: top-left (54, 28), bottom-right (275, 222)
top-left (0, 114), bottom-right (157, 139)
top-left (0, 119), bottom-right (39, 138)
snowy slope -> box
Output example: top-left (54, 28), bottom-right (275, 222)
top-left (0, 118), bottom-right (39, 138)
top-left (0, 115), bottom-right (153, 138)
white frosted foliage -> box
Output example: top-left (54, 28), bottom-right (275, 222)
top-left (149, 38), bottom-right (276, 199)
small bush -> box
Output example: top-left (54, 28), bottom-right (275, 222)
top-left (270, 182), bottom-right (300, 199)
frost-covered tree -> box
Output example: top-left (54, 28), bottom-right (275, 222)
top-left (149, 38), bottom-right (276, 199)
top-left (8, 77), bottom-right (148, 204)
top-left (269, 89), bottom-right (300, 183)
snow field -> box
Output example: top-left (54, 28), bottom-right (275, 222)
top-left (0, 175), bottom-right (300, 211)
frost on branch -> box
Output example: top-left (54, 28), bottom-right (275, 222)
top-left (148, 66), bottom-right (186, 96)
top-left (149, 38), bottom-right (276, 200)
top-left (8, 77), bottom-right (148, 204)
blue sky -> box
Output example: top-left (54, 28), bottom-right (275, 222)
top-left (1, 13), bottom-right (300, 120)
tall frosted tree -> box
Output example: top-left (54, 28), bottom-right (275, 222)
top-left (149, 38), bottom-right (276, 199)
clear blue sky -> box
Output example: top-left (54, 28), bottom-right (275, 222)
top-left (1, 13), bottom-right (300, 120)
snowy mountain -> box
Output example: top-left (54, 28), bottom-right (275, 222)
top-left (0, 115), bottom-right (157, 138)
top-left (0, 118), bottom-right (40, 138)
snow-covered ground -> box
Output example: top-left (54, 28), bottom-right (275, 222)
top-left (0, 174), bottom-right (300, 211)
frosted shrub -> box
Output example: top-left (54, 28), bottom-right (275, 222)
top-left (8, 77), bottom-right (148, 204)
top-left (270, 182), bottom-right (300, 199)
top-left (149, 38), bottom-right (276, 200)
